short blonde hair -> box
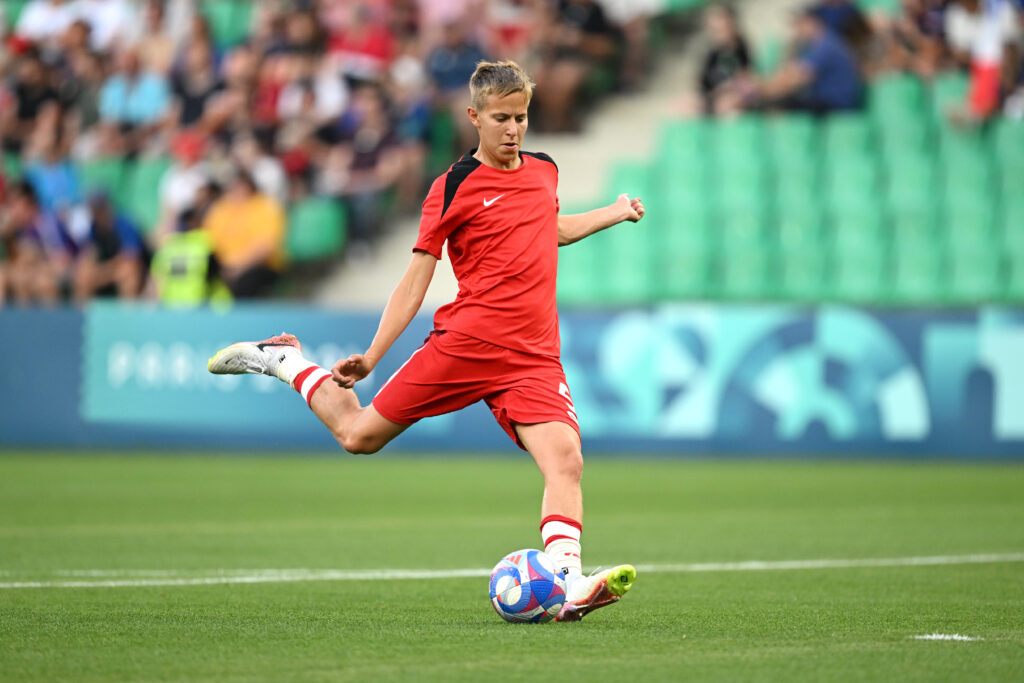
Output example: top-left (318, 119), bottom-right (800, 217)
top-left (469, 60), bottom-right (534, 110)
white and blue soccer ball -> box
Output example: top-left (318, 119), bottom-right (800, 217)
top-left (489, 548), bottom-right (566, 623)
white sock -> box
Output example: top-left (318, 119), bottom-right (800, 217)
top-left (541, 514), bottom-right (583, 577)
top-left (274, 350), bottom-right (316, 386)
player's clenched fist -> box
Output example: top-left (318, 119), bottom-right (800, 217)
top-left (332, 354), bottom-right (373, 388)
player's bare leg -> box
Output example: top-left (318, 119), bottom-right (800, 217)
top-left (306, 381), bottom-right (407, 454)
top-left (516, 421), bottom-right (636, 622)
top-left (207, 333), bottom-right (406, 454)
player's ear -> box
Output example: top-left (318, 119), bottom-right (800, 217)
top-left (467, 106), bottom-right (481, 129)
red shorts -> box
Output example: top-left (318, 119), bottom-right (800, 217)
top-left (372, 331), bottom-right (580, 449)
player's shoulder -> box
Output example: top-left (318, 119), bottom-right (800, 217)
top-left (521, 151), bottom-right (557, 171)
top-left (425, 151), bottom-right (483, 216)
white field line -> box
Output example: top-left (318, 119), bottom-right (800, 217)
top-left (911, 634), bottom-right (983, 642)
top-left (0, 552), bottom-right (1022, 590)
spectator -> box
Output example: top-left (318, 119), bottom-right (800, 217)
top-left (884, 0), bottom-right (948, 79)
top-left (320, 85), bottom-right (402, 254)
top-left (170, 40), bottom-right (223, 129)
top-left (149, 186), bottom-right (222, 307)
top-left (698, 3), bottom-right (752, 115)
top-left (0, 180), bottom-right (76, 305)
top-left (0, 51), bottom-right (60, 155)
top-left (232, 130), bottom-right (289, 206)
top-left (426, 20), bottom-right (488, 150)
top-left (324, 1), bottom-right (395, 81)
top-left (812, 0), bottom-right (872, 54)
top-left (97, 47), bottom-right (171, 154)
top-left (946, 0), bottom-right (1022, 120)
top-left (157, 130), bottom-right (212, 239)
top-left (945, 0), bottom-right (1021, 68)
top-left (76, 0), bottom-right (140, 53)
top-left (22, 126), bottom-right (81, 214)
top-left (201, 170), bottom-right (285, 299)
top-left (137, 0), bottom-right (178, 76)
top-left (14, 0), bottom-right (78, 55)
top-left (72, 192), bottom-right (143, 302)
top-left (531, 0), bottom-right (621, 132)
top-left (730, 8), bottom-right (864, 114)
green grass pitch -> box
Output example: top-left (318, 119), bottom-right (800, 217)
top-left (1, 452), bottom-right (1023, 682)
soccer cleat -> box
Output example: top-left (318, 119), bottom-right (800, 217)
top-left (555, 564), bottom-right (636, 622)
top-left (207, 333), bottom-right (302, 380)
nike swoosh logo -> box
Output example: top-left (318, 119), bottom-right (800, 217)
top-left (483, 194), bottom-right (504, 207)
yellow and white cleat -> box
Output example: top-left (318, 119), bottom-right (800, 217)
top-left (555, 564), bottom-right (636, 622)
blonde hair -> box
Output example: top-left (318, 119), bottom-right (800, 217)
top-left (469, 60), bottom-right (534, 110)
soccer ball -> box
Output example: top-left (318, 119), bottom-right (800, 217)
top-left (489, 548), bottom-right (566, 623)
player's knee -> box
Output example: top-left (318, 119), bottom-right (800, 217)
top-left (550, 442), bottom-right (583, 483)
top-left (338, 431), bottom-right (383, 455)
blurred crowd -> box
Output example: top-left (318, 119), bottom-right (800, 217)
top-left (0, 0), bottom-right (661, 307)
top-left (696, 0), bottom-right (1024, 118)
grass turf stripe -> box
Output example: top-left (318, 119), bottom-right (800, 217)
top-left (1, 552), bottom-right (1022, 589)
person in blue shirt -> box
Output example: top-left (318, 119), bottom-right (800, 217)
top-left (755, 8), bottom-right (864, 113)
top-left (72, 192), bottom-right (144, 302)
top-left (98, 47), bottom-right (170, 154)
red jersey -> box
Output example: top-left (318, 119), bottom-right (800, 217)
top-left (414, 150), bottom-right (561, 357)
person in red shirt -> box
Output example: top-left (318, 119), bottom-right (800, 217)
top-left (209, 60), bottom-right (645, 621)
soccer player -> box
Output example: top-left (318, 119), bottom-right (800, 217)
top-left (209, 60), bottom-right (645, 621)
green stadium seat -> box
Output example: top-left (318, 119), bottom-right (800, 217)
top-left (3, 0), bottom-right (29, 28)
top-left (714, 116), bottom-right (764, 157)
top-left (857, 0), bottom-right (900, 13)
top-left (930, 71), bottom-right (969, 122)
top-left (125, 157), bottom-right (172, 234)
top-left (830, 241), bottom-right (887, 302)
top-left (201, 0), bottom-right (253, 48)
top-left (885, 155), bottom-right (936, 216)
top-left (869, 73), bottom-right (925, 117)
top-left (3, 151), bottom-right (21, 179)
top-left (1002, 203), bottom-right (1024, 254)
top-left (660, 119), bottom-right (709, 159)
top-left (891, 235), bottom-right (943, 304)
top-left (1005, 251), bottom-right (1024, 301)
top-left (768, 115), bottom-right (817, 153)
top-left (76, 158), bottom-right (129, 210)
top-left (716, 181), bottom-right (769, 216)
top-left (779, 247), bottom-right (828, 301)
top-left (948, 243), bottom-right (1002, 302)
top-left (823, 114), bottom-right (873, 157)
top-left (286, 197), bottom-right (347, 262)
top-left (756, 37), bottom-right (785, 76)
top-left (832, 209), bottom-right (886, 254)
top-left (992, 118), bottom-right (1024, 159)
top-left (719, 249), bottom-right (774, 300)
top-left (557, 236), bottom-right (601, 306)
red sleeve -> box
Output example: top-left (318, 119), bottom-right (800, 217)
top-left (413, 175), bottom-right (452, 259)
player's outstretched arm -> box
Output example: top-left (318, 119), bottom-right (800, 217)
top-left (332, 251), bottom-right (438, 388)
top-left (557, 194), bottom-right (645, 246)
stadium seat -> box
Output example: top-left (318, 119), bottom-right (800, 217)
top-left (768, 115), bottom-right (817, 154)
top-left (125, 157), bottom-right (172, 235)
top-left (992, 118), bottom-right (1024, 175)
top-left (823, 114), bottom-right (873, 157)
top-left (719, 248), bottom-right (774, 300)
top-left (714, 116), bottom-right (764, 158)
top-left (779, 247), bottom-right (828, 301)
top-left (930, 71), bottom-right (969, 122)
top-left (830, 241), bottom-right (887, 302)
top-left (76, 158), bottom-right (129, 210)
top-left (286, 197), bottom-right (347, 262)
top-left (948, 244), bottom-right (1002, 302)
top-left (870, 73), bottom-right (925, 118)
top-left (1002, 202), bottom-right (1024, 255)
top-left (557, 236), bottom-right (601, 306)
top-left (660, 119), bottom-right (708, 159)
top-left (201, 0), bottom-right (253, 48)
top-left (3, 152), bottom-right (21, 179)
top-left (1005, 251), bottom-right (1024, 300)
top-left (891, 235), bottom-right (944, 304)
top-left (3, 0), bottom-right (29, 28)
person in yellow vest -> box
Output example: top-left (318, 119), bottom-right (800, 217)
top-left (201, 170), bottom-right (286, 299)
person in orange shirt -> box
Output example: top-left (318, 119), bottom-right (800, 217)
top-left (201, 170), bottom-right (285, 299)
